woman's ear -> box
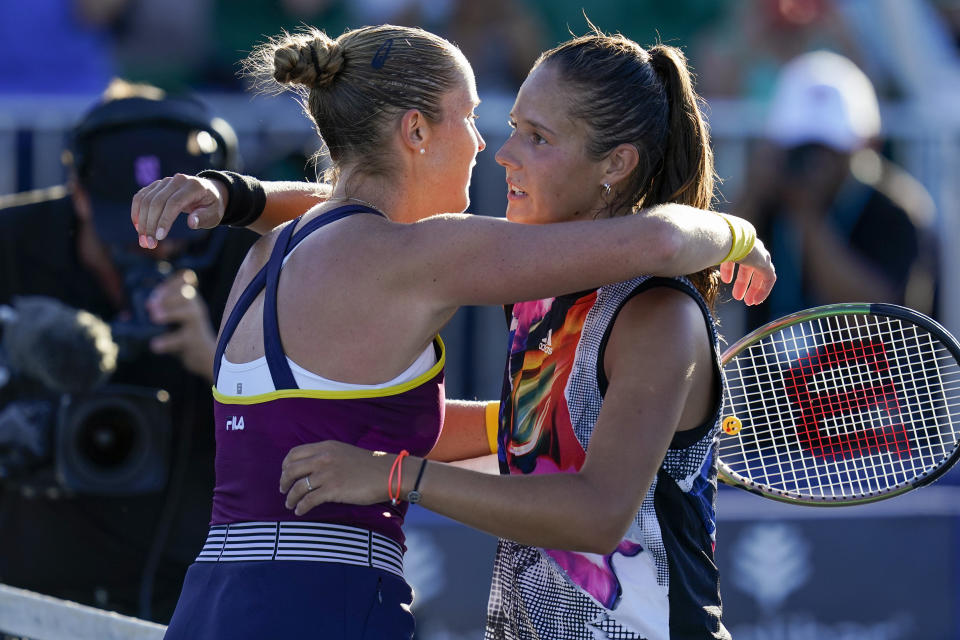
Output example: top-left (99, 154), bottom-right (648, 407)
top-left (399, 108), bottom-right (431, 155)
top-left (603, 143), bottom-right (639, 187)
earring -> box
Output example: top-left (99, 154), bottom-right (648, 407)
top-left (602, 183), bottom-right (612, 197)
top-left (419, 148), bottom-right (426, 155)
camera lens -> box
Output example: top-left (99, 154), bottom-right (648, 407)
top-left (75, 406), bottom-right (139, 469)
top-left (59, 395), bottom-right (150, 488)
top-left (56, 385), bottom-right (170, 494)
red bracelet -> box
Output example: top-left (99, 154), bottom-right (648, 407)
top-left (388, 450), bottom-right (409, 506)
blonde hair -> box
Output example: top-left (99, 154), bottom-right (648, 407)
top-left (246, 25), bottom-right (465, 183)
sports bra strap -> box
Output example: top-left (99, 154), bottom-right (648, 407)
top-left (212, 205), bottom-right (384, 388)
top-left (262, 219), bottom-right (300, 388)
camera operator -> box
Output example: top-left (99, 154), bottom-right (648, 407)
top-left (0, 79), bottom-right (255, 622)
top-left (736, 50), bottom-right (939, 330)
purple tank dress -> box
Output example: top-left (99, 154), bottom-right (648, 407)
top-left (164, 205), bottom-right (444, 639)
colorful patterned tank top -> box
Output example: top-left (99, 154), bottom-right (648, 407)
top-left (486, 276), bottom-right (730, 640)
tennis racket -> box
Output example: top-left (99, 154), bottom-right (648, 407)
top-left (718, 303), bottom-right (960, 505)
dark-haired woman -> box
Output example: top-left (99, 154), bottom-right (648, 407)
top-left (135, 25), bottom-right (769, 640)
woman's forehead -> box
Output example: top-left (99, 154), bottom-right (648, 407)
top-left (513, 65), bottom-right (571, 125)
top-left (453, 51), bottom-right (480, 103)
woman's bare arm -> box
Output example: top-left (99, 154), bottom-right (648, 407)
top-left (427, 399), bottom-right (494, 462)
top-left (130, 174), bottom-right (328, 240)
top-left (387, 207), bottom-right (772, 310)
top-left (132, 176), bottom-right (774, 309)
top-left (279, 289), bottom-right (713, 553)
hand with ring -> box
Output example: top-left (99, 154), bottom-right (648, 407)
top-left (280, 441), bottom-right (396, 516)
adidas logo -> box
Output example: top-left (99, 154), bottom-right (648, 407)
top-left (538, 329), bottom-right (553, 355)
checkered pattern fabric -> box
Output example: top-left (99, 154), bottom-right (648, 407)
top-left (486, 277), bottom-right (725, 640)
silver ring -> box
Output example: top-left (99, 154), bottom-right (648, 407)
top-left (304, 476), bottom-right (314, 492)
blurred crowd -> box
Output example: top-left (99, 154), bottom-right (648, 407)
top-left (0, 0), bottom-right (957, 95)
top-left (5, 0), bottom-right (955, 319)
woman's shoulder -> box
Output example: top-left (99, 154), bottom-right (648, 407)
top-left (606, 282), bottom-right (713, 355)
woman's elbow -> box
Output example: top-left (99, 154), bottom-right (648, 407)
top-left (648, 224), bottom-right (685, 274)
top-left (574, 512), bottom-right (634, 555)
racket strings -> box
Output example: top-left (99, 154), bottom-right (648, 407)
top-left (720, 313), bottom-right (960, 501)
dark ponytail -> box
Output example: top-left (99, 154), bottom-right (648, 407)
top-left (647, 44), bottom-right (719, 306)
top-left (537, 31), bottom-right (719, 307)
top-left (647, 45), bottom-right (713, 211)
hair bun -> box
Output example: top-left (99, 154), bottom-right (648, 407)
top-left (273, 34), bottom-right (345, 89)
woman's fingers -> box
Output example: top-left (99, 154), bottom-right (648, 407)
top-left (279, 447), bottom-right (323, 493)
top-left (284, 475), bottom-right (318, 512)
top-left (731, 265), bottom-right (752, 302)
top-left (131, 174), bottom-right (224, 247)
top-left (747, 273), bottom-right (775, 306)
top-left (291, 478), bottom-right (329, 516)
top-left (278, 441), bottom-right (396, 514)
top-left (719, 261), bottom-right (736, 284)
top-left (727, 239), bottom-right (775, 305)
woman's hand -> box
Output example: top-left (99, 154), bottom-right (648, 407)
top-left (279, 441), bottom-right (395, 516)
top-left (131, 173), bottom-right (227, 249)
top-left (145, 269), bottom-right (217, 382)
top-left (720, 237), bottom-right (776, 306)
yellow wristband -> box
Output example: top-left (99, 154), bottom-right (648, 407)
top-left (716, 212), bottom-right (756, 263)
top-left (484, 401), bottom-right (500, 454)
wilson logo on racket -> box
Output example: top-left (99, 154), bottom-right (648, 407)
top-left (784, 338), bottom-right (909, 461)
top-left (717, 303), bottom-right (960, 506)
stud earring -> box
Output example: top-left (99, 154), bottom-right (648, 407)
top-left (419, 148), bottom-right (426, 155)
top-left (602, 183), bottom-right (612, 197)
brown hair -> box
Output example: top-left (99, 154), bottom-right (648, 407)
top-left (246, 25), bottom-right (465, 183)
top-left (536, 29), bottom-right (719, 306)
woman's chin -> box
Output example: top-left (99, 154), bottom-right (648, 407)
top-left (505, 203), bottom-right (545, 225)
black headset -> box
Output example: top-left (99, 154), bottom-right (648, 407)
top-left (69, 95), bottom-right (239, 177)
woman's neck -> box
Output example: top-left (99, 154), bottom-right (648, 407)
top-left (330, 170), bottom-right (420, 224)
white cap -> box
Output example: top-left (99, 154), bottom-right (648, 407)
top-left (765, 50), bottom-right (881, 152)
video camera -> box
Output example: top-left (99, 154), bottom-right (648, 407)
top-left (0, 297), bottom-right (171, 496)
top-left (0, 91), bottom-right (239, 497)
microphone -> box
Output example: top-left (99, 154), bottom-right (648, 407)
top-left (0, 297), bottom-right (119, 394)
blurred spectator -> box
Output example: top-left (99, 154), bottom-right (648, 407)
top-left (350, 0), bottom-right (455, 26)
top-left (444, 0), bottom-right (546, 93)
top-left (737, 51), bottom-right (938, 330)
top-left (351, 0), bottom-right (546, 92)
top-left (0, 0), bottom-right (126, 94)
top-left (111, 0), bottom-right (213, 91)
top-left (528, 0), bottom-right (724, 50)
top-left (0, 79), bottom-right (255, 623)
top-left (932, 0), bottom-right (960, 49)
top-left (206, 0), bottom-right (352, 89)
top-left (693, 0), bottom-right (863, 100)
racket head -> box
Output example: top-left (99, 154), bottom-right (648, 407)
top-left (718, 303), bottom-right (960, 505)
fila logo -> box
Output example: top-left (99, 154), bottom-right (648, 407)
top-left (538, 329), bottom-right (553, 355)
top-left (226, 416), bottom-right (245, 431)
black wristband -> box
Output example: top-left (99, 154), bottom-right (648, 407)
top-left (407, 459), bottom-right (428, 504)
top-left (197, 170), bottom-right (266, 228)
